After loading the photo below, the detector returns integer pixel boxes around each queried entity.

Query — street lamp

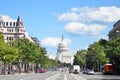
[116,30,120,33]
[3,56,6,75]
[19,57,22,74]
[116,30,120,37]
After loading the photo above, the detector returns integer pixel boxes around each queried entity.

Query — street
[0,71,120,80]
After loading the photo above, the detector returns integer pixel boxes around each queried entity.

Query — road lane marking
[45,73,59,80]
[71,74,79,80]
[70,74,86,80]
[64,73,67,80]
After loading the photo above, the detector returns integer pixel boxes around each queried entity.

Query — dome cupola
[57,35,69,52]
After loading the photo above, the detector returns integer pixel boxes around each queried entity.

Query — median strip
[64,73,67,80]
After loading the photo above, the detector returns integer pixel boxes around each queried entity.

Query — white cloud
[58,12,80,22]
[58,6,120,23]
[48,53,56,60]
[64,22,107,36]
[96,35,108,40]
[41,37,72,48]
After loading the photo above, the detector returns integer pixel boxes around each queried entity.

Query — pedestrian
[12,65,16,75]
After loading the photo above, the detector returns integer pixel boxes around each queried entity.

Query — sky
[0,0,120,59]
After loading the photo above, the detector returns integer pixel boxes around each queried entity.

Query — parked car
[39,68,46,73]
[86,69,95,75]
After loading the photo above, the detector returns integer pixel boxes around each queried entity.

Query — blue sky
[0,0,120,59]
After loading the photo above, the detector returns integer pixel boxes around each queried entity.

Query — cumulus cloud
[58,6,120,23]
[41,37,72,48]
[64,22,107,35]
[48,53,56,59]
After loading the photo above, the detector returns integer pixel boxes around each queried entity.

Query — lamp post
[19,57,22,75]
[3,56,6,75]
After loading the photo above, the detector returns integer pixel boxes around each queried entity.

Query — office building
[0,14,33,42]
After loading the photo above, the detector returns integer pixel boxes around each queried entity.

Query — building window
[7,37,9,40]
[6,37,14,41]
[9,37,13,41]
[12,29,13,32]
[7,29,14,32]
[13,22,16,26]
[10,22,12,26]
[17,29,19,32]
[6,22,8,26]
[7,29,10,32]
[24,35,25,37]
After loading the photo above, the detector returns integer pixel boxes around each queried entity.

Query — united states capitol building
[55,36,74,65]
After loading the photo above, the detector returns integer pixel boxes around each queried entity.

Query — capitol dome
[57,40,68,52]
[55,35,74,65]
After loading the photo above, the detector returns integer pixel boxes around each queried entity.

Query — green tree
[0,33,18,63]
[106,37,120,63]
[105,37,120,74]
[73,49,87,69]
[86,42,108,71]
[12,38,43,72]
[39,47,47,67]
[0,33,7,60]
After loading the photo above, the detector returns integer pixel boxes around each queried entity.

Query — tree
[98,39,108,48]
[86,42,108,71]
[73,49,87,69]
[39,47,48,67]
[0,32,7,60]
[0,33,57,73]
[12,38,43,72]
[106,37,120,60]
[106,37,120,74]
[0,33,18,62]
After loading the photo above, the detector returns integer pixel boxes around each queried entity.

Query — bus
[101,64,115,75]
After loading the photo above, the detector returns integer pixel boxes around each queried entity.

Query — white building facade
[55,36,74,65]
[0,14,33,42]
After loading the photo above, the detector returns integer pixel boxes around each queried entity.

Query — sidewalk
[0,72,35,76]
[15,72,36,75]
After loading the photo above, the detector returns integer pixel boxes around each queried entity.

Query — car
[86,69,95,75]
[83,69,89,74]
[69,69,73,73]
[39,68,46,73]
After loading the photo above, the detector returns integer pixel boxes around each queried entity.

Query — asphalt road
[0,71,120,80]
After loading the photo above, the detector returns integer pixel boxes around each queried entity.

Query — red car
[39,68,46,73]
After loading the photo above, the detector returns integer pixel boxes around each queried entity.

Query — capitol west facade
[55,36,74,65]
